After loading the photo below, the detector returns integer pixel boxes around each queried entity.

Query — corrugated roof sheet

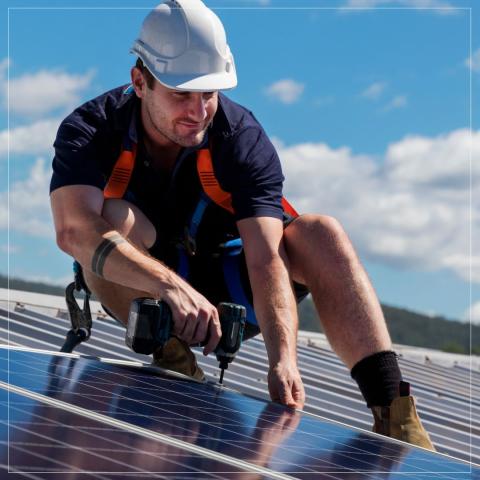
[0,289,478,465]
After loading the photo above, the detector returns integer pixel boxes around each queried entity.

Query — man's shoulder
[214,93,263,138]
[57,85,135,140]
[73,85,133,116]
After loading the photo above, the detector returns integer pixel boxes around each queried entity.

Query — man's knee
[82,268,150,326]
[285,214,350,252]
[102,198,156,251]
[284,214,355,283]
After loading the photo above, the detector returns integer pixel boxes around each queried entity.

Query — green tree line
[1,274,477,355]
[298,297,479,355]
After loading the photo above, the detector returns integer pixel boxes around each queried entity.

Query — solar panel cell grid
[0,348,475,479]
[1,391,254,479]
[2,301,480,465]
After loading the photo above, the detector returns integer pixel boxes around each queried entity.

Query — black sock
[350,351,402,408]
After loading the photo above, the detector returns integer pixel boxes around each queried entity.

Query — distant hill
[0,274,65,296]
[1,273,477,355]
[299,297,479,355]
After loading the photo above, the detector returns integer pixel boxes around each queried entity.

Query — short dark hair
[135,58,156,90]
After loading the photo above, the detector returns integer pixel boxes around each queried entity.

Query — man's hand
[162,275,222,356]
[267,362,305,409]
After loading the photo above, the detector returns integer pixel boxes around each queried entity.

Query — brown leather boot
[152,337,205,381]
[371,382,435,451]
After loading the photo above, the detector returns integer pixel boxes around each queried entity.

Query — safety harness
[62,134,298,351]
[105,140,297,322]
[61,262,92,353]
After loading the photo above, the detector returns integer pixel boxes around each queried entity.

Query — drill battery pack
[125,298,172,355]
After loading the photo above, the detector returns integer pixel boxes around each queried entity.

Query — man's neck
[142,134,181,173]
[139,101,181,172]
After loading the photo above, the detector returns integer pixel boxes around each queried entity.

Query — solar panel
[1,298,479,464]
[0,347,475,479]
[1,392,258,478]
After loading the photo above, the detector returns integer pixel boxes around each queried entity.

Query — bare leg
[283,214,391,369]
[82,199,157,325]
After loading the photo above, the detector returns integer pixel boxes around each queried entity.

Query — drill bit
[219,367,225,384]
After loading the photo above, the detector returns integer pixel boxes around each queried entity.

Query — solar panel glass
[1,348,476,479]
[0,386,265,478]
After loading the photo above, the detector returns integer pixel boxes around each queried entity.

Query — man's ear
[130,67,146,99]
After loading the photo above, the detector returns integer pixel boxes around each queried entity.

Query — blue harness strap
[180,194,258,326]
[184,192,211,256]
[177,192,212,280]
[176,250,190,280]
[220,237,243,255]
[222,243,257,325]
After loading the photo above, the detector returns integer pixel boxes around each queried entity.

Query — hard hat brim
[133,49,237,92]
[153,70,238,92]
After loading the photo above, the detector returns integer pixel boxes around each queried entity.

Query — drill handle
[214,302,246,358]
[193,302,246,350]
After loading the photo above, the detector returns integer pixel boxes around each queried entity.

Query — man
[50,0,434,450]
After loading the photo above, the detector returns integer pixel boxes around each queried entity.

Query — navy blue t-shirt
[50,86,285,259]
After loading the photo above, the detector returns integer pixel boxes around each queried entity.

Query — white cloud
[0,119,59,158]
[0,158,54,238]
[0,61,92,158]
[361,82,387,100]
[0,61,94,118]
[465,48,480,72]
[278,128,480,284]
[342,0,456,14]
[265,79,305,104]
[465,302,480,325]
[383,94,408,111]
[384,129,477,186]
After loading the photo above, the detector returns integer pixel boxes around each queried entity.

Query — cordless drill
[125,299,246,383]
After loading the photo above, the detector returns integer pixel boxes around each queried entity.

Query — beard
[146,103,212,148]
[170,124,209,147]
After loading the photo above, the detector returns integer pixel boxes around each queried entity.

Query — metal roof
[0,288,478,467]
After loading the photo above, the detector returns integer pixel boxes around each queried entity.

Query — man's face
[134,68,218,148]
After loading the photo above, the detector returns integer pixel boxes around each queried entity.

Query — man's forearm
[63,216,173,299]
[248,252,299,366]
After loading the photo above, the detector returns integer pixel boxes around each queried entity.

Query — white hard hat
[131,0,237,91]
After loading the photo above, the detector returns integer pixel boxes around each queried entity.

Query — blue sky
[1,0,479,325]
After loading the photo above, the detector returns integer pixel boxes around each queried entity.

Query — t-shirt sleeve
[219,126,285,221]
[50,114,107,193]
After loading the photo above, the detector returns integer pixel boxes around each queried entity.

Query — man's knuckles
[192,325,208,344]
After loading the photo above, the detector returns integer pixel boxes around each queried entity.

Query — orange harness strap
[197,149,299,218]
[103,145,136,199]
[196,149,235,214]
[104,145,298,218]
[281,197,299,218]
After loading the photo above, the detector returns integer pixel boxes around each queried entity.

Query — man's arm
[50,184,221,354]
[237,216,305,408]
